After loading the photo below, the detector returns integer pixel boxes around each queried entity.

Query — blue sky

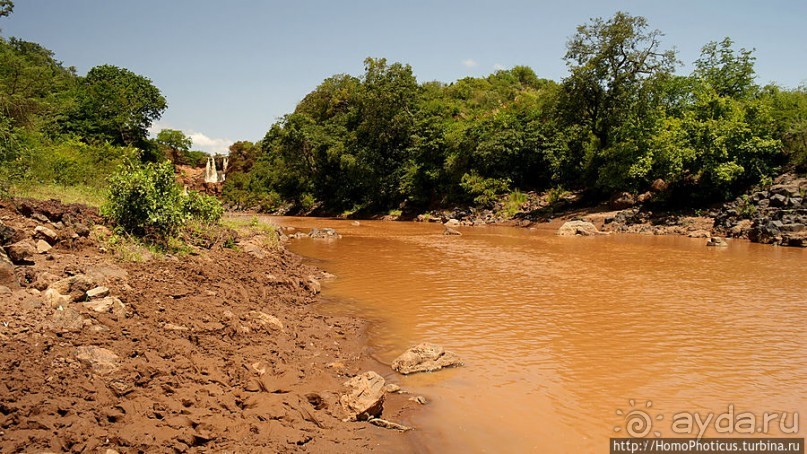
[4,1,806,153]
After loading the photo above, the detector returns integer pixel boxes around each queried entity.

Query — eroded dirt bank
[0,199,413,453]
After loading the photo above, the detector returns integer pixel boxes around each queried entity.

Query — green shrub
[459,171,511,207]
[102,161,224,241]
[184,190,224,223]
[102,161,187,238]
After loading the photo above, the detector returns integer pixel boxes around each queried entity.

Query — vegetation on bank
[221,13,807,214]
[1,3,806,224]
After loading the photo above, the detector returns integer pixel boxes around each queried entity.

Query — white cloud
[462,59,478,68]
[188,131,233,155]
[493,63,506,71]
[148,122,233,155]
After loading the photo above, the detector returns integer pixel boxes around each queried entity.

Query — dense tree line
[226,12,807,213]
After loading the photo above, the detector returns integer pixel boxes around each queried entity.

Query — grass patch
[10,183,106,207]
[222,215,280,249]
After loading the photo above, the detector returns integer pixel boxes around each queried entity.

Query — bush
[102,161,223,240]
[184,190,223,223]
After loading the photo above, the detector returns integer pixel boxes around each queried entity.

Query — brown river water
[265,216,806,453]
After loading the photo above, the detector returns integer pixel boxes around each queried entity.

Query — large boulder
[48,274,97,302]
[391,343,463,375]
[340,371,385,421]
[557,220,602,236]
[5,239,37,264]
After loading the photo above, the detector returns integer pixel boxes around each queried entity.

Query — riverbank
[0,198,416,452]
[399,173,807,247]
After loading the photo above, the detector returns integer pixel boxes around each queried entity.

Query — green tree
[694,37,756,99]
[0,1,12,19]
[155,128,191,164]
[561,12,677,151]
[68,65,166,147]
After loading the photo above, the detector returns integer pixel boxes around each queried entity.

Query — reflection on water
[263,216,806,453]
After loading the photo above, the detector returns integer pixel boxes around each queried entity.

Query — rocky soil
[0,198,415,453]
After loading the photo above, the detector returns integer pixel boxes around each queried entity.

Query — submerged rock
[392,343,463,375]
[443,227,462,236]
[706,237,728,247]
[340,371,385,421]
[557,220,602,236]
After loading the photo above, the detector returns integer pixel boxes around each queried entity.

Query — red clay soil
[0,199,414,453]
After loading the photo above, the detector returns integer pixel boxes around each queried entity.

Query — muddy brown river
[267,216,806,453]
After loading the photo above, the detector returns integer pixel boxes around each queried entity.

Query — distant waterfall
[204,156,227,183]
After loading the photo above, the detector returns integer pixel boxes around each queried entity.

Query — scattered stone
[86,286,110,299]
[51,307,85,332]
[351,221,361,226]
[608,192,636,210]
[706,237,728,247]
[392,343,463,375]
[163,323,189,332]
[383,383,402,394]
[557,221,602,236]
[44,288,71,308]
[75,346,120,374]
[368,417,412,432]
[309,228,340,239]
[6,239,37,263]
[0,248,18,288]
[35,239,52,254]
[34,225,59,243]
[48,274,96,302]
[78,297,125,317]
[0,222,18,245]
[250,311,284,331]
[409,395,428,405]
[444,218,460,227]
[307,276,322,294]
[443,227,462,236]
[340,371,385,421]
[769,194,787,208]
[241,242,265,259]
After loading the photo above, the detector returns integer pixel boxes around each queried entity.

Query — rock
[769,194,787,208]
[44,288,71,308]
[309,228,340,239]
[51,307,85,332]
[392,343,463,375]
[687,230,711,239]
[306,276,321,294]
[77,297,125,317]
[557,221,602,236]
[444,218,460,227]
[706,237,728,247]
[73,223,90,237]
[6,239,37,264]
[788,197,803,208]
[340,371,385,421]
[383,383,402,394]
[650,179,668,192]
[409,395,428,405]
[86,286,110,299]
[0,222,18,245]
[34,225,59,243]
[368,418,412,432]
[75,346,120,374]
[637,191,653,203]
[35,239,52,254]
[250,311,284,331]
[48,274,96,302]
[443,227,462,236]
[351,221,361,226]
[0,248,18,289]
[608,192,636,210]
[0,285,11,297]
[241,242,265,259]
